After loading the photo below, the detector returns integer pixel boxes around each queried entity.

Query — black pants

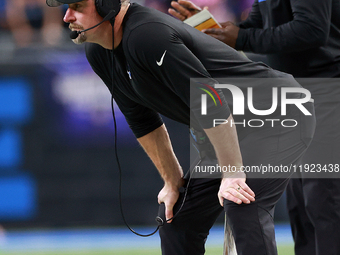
[286,80,340,255]
[287,178,340,255]
[159,102,316,255]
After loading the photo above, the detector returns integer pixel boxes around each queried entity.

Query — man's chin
[72,34,87,45]
[72,39,85,45]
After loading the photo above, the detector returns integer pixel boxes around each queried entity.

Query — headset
[95,0,121,18]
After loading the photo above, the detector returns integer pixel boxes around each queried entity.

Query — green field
[0,245,294,255]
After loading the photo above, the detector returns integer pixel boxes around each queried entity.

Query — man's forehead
[69,0,89,5]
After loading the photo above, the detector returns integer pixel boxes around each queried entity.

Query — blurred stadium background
[0,0,294,254]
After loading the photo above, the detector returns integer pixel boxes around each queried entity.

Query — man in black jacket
[46,0,315,254]
[170,1,340,254]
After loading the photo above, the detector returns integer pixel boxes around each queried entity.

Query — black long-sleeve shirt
[235,0,340,77]
[86,3,302,138]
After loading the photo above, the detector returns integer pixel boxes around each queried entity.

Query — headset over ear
[95,0,121,18]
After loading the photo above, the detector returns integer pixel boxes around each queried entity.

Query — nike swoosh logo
[156,50,167,66]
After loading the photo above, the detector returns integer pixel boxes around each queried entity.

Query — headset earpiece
[95,0,121,18]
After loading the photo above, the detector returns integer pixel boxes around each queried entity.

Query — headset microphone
[69,9,116,39]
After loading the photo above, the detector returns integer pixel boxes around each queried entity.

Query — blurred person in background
[5,0,64,47]
[170,1,340,255]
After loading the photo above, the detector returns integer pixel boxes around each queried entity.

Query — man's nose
[63,8,76,23]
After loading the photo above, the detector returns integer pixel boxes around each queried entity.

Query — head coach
[46,0,315,254]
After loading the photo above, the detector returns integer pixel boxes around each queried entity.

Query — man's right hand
[168,0,202,21]
[158,180,184,223]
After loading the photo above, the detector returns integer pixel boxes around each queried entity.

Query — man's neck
[100,3,130,50]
